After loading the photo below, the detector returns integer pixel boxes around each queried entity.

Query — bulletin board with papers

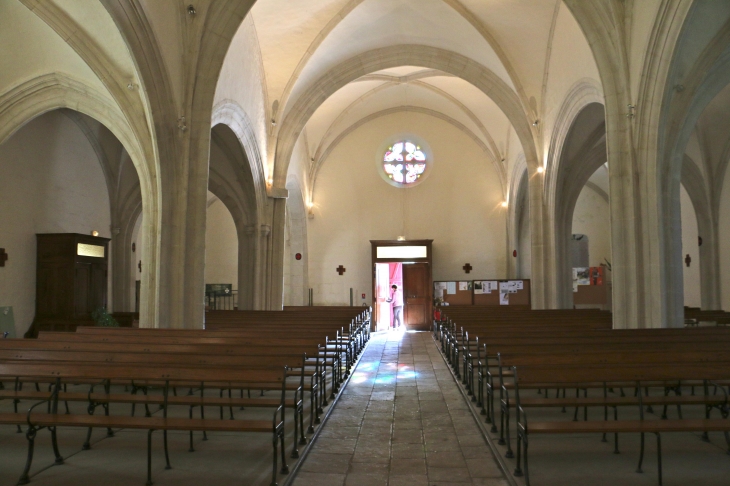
[433,281,473,305]
[433,280,530,306]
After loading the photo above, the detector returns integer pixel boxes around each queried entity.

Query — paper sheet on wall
[499,291,509,305]
[499,282,509,291]
[488,281,498,291]
[459,281,468,291]
[473,282,483,295]
[515,280,524,290]
[434,289,444,299]
[435,282,447,290]
[507,281,518,293]
[446,282,457,294]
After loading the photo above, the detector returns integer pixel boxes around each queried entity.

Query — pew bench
[508,365,730,486]
[0,362,290,486]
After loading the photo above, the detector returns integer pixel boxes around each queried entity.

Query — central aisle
[292,331,510,485]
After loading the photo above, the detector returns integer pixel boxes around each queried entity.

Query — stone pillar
[259,224,271,309]
[111,226,132,312]
[527,174,554,309]
[698,217,722,310]
[268,198,287,310]
[238,224,257,310]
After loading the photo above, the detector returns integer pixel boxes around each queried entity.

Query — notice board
[473,279,531,306]
[434,281,473,305]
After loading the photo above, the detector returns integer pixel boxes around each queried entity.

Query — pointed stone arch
[0,73,158,326]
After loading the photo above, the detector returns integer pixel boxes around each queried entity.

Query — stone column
[698,216,722,310]
[259,224,271,309]
[268,198,287,310]
[110,226,132,312]
[238,224,257,310]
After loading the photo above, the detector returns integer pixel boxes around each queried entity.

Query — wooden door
[403,263,429,330]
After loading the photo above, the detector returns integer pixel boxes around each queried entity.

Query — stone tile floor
[292,330,510,486]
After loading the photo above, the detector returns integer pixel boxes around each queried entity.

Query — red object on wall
[588,267,604,285]
[513,250,517,257]
[362,293,366,299]
[295,253,302,260]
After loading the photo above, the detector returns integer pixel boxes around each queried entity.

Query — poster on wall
[589,267,604,285]
[446,282,457,294]
[499,291,509,305]
[573,268,590,286]
[474,281,483,294]
[515,280,524,290]
[499,282,509,291]
[458,281,469,291]
[488,281,498,292]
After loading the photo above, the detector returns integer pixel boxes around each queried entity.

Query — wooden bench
[6,336,328,434]
[0,361,290,486]
[509,364,730,486]
[0,346,311,453]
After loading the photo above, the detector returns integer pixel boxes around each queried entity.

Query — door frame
[370,240,433,330]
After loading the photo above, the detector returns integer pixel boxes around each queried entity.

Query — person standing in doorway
[387,284,403,329]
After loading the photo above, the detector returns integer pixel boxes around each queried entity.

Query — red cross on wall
[336,265,346,276]
[0,248,7,267]
[462,263,472,274]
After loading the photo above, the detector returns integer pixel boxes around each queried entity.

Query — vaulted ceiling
[245,0,592,193]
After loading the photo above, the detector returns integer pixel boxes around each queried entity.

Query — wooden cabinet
[27,234,110,337]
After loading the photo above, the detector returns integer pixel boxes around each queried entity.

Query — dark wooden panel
[75,263,91,318]
[404,263,429,330]
[30,234,110,337]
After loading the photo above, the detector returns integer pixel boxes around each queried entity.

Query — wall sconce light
[91,231,99,237]
[267,178,273,186]
[537,166,544,173]
[501,201,508,208]
[187,5,196,16]
[397,236,406,241]
[532,120,539,127]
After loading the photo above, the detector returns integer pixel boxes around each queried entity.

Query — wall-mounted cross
[0,248,7,267]
[462,263,472,274]
[336,265,346,276]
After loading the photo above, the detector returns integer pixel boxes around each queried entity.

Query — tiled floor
[292,330,510,486]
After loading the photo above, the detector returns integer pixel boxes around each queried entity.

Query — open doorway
[371,240,433,332]
[375,263,403,330]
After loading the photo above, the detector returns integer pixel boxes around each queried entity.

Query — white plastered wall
[572,186,611,268]
[307,112,506,305]
[204,200,239,287]
[680,186,701,308]
[0,112,111,335]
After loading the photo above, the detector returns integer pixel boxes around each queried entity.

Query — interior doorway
[371,240,433,332]
[375,263,402,331]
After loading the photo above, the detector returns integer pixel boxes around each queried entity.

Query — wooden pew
[0,361,290,486]
[508,363,730,486]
